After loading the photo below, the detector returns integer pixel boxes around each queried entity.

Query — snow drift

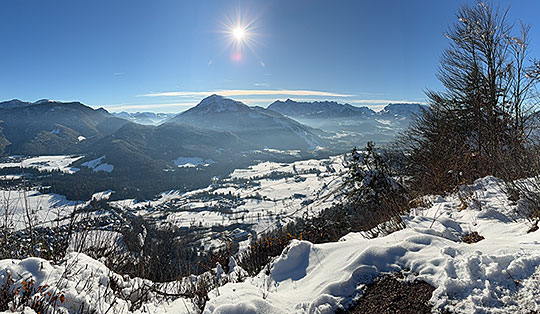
[205,177,540,313]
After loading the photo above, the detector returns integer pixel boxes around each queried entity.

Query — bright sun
[220,11,261,63]
[233,27,245,41]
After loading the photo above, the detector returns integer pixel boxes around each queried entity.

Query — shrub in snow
[342,142,409,238]
[504,176,540,228]
[397,1,540,196]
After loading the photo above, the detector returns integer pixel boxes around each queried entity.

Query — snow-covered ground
[173,156,216,168]
[205,176,540,313]
[1,172,539,313]
[0,253,196,314]
[82,155,114,172]
[0,189,81,230]
[116,156,346,239]
[0,189,114,230]
[0,155,83,174]
[251,148,302,157]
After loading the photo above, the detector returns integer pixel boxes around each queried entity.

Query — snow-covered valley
[0,154,539,313]
[1,172,538,313]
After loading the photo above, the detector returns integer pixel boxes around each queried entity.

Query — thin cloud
[253,82,270,87]
[348,99,427,105]
[104,96,425,113]
[139,89,356,98]
[104,102,197,112]
[236,97,426,107]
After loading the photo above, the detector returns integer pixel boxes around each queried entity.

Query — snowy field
[115,156,347,242]
[0,155,83,174]
[0,189,115,230]
[173,156,215,168]
[0,189,82,230]
[81,155,114,172]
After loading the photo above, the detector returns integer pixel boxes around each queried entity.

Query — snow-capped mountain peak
[194,94,248,114]
[35,99,54,104]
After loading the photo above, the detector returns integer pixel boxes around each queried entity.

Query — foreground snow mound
[0,253,195,314]
[205,177,540,313]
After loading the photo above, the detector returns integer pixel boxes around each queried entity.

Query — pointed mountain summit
[167,95,326,150]
[192,94,248,113]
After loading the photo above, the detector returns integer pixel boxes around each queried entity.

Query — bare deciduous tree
[400,1,540,195]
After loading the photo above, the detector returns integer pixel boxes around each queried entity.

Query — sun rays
[219,8,261,63]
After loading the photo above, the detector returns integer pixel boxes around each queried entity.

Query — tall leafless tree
[399,1,539,195]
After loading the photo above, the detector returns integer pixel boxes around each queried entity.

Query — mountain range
[267,99,424,119]
[0,95,424,199]
[166,94,326,151]
[267,99,375,118]
[267,99,425,145]
[111,111,175,125]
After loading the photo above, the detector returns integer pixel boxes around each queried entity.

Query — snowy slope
[173,156,215,168]
[81,155,114,172]
[1,175,539,313]
[0,155,83,174]
[0,253,196,314]
[204,177,540,313]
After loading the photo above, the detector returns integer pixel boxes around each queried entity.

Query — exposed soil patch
[341,275,435,314]
[462,231,485,244]
[528,224,538,234]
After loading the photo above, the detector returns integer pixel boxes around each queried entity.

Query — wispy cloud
[105,91,425,113]
[253,82,270,87]
[235,97,426,107]
[104,102,197,112]
[139,89,355,98]
[348,99,427,105]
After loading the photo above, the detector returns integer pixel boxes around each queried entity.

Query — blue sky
[1,0,539,112]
